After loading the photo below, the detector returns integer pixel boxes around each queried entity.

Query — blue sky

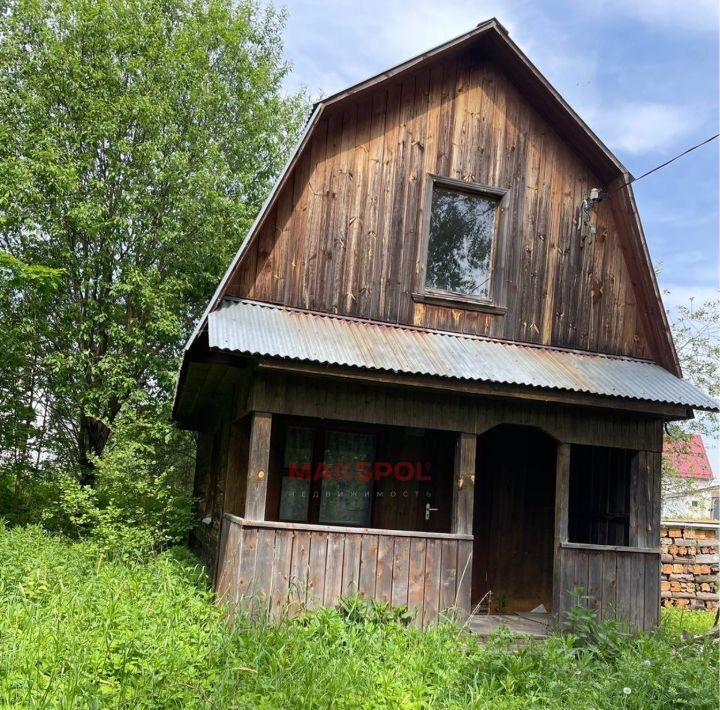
[278,0,719,471]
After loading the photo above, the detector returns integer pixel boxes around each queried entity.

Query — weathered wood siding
[227,52,651,360]
[217,514,473,626]
[250,371,666,452]
[556,544,660,632]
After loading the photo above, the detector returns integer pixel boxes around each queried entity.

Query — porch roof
[209,299,719,413]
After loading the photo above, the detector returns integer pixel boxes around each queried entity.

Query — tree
[0,253,62,497]
[662,296,720,505]
[0,0,307,485]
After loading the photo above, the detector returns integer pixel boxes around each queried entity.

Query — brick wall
[660,522,719,610]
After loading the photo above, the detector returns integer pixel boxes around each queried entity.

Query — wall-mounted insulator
[580,188,606,246]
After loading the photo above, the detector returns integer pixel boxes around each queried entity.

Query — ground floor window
[266,416,454,532]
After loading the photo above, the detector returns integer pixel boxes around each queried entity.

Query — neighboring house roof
[179,17,680,380]
[207,298,718,412]
[664,435,714,480]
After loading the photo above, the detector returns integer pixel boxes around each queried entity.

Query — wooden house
[173,19,718,631]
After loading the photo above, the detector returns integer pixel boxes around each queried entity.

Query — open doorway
[472,425,557,612]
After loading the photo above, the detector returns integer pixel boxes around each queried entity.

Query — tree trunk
[78,413,111,486]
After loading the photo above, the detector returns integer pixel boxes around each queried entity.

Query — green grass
[0,525,718,709]
[660,606,717,637]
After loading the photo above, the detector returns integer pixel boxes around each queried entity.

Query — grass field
[0,525,717,709]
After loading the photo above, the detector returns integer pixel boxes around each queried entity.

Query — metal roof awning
[208,299,719,412]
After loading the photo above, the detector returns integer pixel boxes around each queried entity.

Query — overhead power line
[611,132,719,193]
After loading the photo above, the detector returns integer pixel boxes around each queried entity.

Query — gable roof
[664,435,715,480]
[180,17,680,379]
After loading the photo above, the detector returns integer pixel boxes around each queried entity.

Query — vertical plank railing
[217,514,473,627]
[556,543,661,632]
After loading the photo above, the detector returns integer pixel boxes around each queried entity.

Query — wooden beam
[255,359,692,419]
[452,432,476,535]
[245,412,272,520]
[552,442,571,615]
[223,513,473,541]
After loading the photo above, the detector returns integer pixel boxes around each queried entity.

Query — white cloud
[587,102,703,155]
[658,283,720,312]
[593,0,719,34]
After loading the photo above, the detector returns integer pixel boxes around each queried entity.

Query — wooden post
[452,432,476,536]
[552,442,571,618]
[629,450,661,549]
[245,412,272,521]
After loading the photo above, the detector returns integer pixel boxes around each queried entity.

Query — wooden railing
[217,513,473,627]
[555,542,660,632]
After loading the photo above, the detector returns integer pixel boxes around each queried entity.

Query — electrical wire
[610,132,719,194]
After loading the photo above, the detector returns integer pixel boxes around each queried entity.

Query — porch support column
[245,411,272,521]
[552,442,571,618]
[452,432,476,535]
[629,451,661,548]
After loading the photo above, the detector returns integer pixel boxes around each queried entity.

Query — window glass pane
[279,477,310,521]
[284,426,313,468]
[426,186,497,298]
[319,431,375,526]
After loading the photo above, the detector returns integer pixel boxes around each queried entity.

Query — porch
[206,374,664,630]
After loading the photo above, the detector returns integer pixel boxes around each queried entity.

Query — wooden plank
[552,442,571,617]
[375,535,395,604]
[407,538,427,627]
[601,550,618,622]
[648,451,662,548]
[560,541,660,555]
[615,552,633,626]
[358,535,379,599]
[391,537,411,608]
[216,517,242,610]
[439,539,458,617]
[237,526,259,605]
[223,513,472,540]
[629,451,647,547]
[451,432,476,535]
[307,532,329,610]
[341,534,362,597]
[423,538,442,626]
[558,547,575,621]
[643,553,660,631]
[289,530,311,613]
[269,529,293,619]
[574,549,590,607]
[245,412,272,520]
[587,550,604,615]
[324,533,345,606]
[455,540,473,621]
[253,369,671,450]
[253,528,275,617]
[629,552,645,632]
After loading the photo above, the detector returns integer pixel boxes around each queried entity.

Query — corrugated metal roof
[208,299,719,412]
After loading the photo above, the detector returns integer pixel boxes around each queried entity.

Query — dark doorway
[472,425,557,612]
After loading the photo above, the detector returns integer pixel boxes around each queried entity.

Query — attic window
[424,179,504,301]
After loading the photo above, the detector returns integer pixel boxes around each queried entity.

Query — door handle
[425,503,438,521]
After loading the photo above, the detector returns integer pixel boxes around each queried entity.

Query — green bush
[1,524,718,708]
[1,399,196,560]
